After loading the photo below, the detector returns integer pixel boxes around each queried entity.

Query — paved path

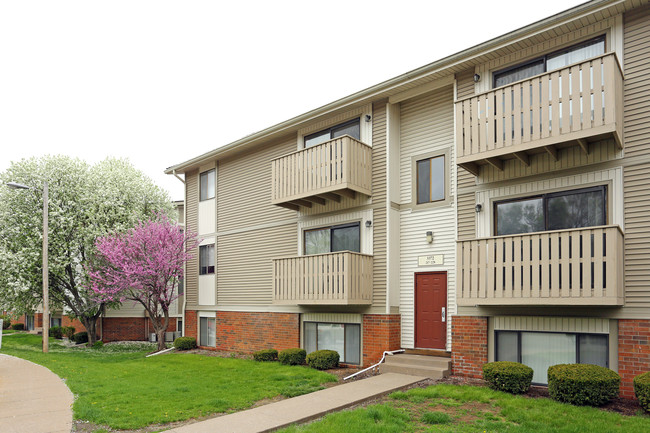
[167,372,425,433]
[0,354,73,433]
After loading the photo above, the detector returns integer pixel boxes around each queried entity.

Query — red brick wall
[185,310,198,340]
[215,311,299,352]
[61,316,87,333]
[362,314,401,366]
[101,317,176,342]
[35,313,43,328]
[452,316,488,379]
[618,319,650,399]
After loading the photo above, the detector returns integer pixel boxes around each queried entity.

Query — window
[50,317,62,328]
[493,36,605,87]
[496,331,608,384]
[495,186,607,236]
[304,322,361,364]
[304,223,360,255]
[200,169,215,201]
[199,244,215,275]
[26,315,34,331]
[177,319,183,335]
[177,276,184,295]
[416,154,446,204]
[199,317,216,347]
[304,118,361,148]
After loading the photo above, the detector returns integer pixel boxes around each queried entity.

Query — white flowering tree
[0,156,173,344]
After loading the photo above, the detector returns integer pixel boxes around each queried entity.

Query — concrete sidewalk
[167,372,425,433]
[0,354,73,433]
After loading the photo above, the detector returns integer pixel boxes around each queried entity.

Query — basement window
[199,317,216,347]
[304,322,360,365]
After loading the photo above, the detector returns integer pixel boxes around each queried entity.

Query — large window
[199,317,216,347]
[495,186,607,236]
[416,154,446,204]
[199,244,215,275]
[304,322,361,365]
[496,331,608,384]
[304,118,361,148]
[200,169,215,201]
[493,36,605,87]
[304,223,360,255]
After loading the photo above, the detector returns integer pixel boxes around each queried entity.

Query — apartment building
[166,0,650,397]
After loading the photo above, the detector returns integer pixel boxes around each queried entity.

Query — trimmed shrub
[11,323,24,331]
[634,372,650,413]
[278,348,306,366]
[92,341,104,349]
[306,350,339,370]
[72,331,89,344]
[548,364,620,406]
[62,326,75,339]
[253,349,278,362]
[173,336,197,350]
[1,315,10,329]
[482,361,533,394]
[49,326,63,339]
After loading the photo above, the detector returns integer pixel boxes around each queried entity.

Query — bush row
[49,326,76,340]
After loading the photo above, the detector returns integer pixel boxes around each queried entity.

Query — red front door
[415,272,447,349]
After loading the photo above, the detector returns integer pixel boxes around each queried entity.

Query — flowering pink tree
[88,215,200,351]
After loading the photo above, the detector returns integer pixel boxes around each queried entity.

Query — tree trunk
[81,316,98,346]
[152,312,170,352]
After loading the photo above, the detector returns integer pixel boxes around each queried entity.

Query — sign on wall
[418,254,444,266]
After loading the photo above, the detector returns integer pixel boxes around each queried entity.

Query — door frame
[414,271,448,350]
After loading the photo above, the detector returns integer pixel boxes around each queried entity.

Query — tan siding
[218,134,297,232]
[372,102,387,307]
[623,5,650,309]
[456,69,477,241]
[494,316,610,333]
[457,192,476,241]
[217,223,296,306]
[185,170,199,309]
[455,69,475,100]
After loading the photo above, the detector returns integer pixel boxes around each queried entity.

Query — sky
[0,0,586,201]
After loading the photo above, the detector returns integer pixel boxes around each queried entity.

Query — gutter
[165,0,622,173]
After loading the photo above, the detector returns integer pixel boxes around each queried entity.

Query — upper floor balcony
[455,53,623,176]
[456,225,624,306]
[271,136,372,210]
[272,251,373,305]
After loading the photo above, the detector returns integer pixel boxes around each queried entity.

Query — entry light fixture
[475,203,483,213]
[426,231,433,244]
[365,220,372,228]
[365,114,372,122]
[473,73,481,83]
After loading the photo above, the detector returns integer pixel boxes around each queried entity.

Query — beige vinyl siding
[217,223,296,306]
[217,134,297,232]
[185,170,199,309]
[398,86,456,350]
[493,316,610,333]
[371,101,388,308]
[455,69,477,241]
[623,6,650,309]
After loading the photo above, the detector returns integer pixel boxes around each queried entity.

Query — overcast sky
[0,0,586,201]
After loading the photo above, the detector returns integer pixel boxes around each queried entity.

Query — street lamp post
[7,181,49,353]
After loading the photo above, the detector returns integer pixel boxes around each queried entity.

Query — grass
[279,384,650,433]
[1,334,337,430]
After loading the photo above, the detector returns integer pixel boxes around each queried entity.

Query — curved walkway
[0,354,73,433]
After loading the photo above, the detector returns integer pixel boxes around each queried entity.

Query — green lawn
[1,334,336,430]
[279,384,650,433]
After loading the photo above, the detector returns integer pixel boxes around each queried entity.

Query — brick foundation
[61,316,87,333]
[362,314,401,366]
[184,310,198,340]
[215,311,299,353]
[618,319,650,399]
[101,317,176,342]
[451,316,488,379]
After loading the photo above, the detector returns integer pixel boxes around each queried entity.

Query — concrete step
[380,362,450,379]
[384,354,451,369]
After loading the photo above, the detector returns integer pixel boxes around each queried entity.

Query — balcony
[271,136,372,210]
[455,53,623,175]
[456,225,624,306]
[272,251,373,305]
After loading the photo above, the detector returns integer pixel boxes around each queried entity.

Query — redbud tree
[88,215,199,351]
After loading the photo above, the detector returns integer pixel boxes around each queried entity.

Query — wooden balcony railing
[455,53,623,175]
[456,225,624,306]
[271,136,372,210]
[272,251,373,305]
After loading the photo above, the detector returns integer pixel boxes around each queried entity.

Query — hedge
[173,337,197,350]
[278,348,306,366]
[482,361,533,394]
[62,326,75,339]
[253,349,278,362]
[548,364,620,406]
[306,350,339,370]
[634,372,650,413]
[11,323,24,331]
[49,326,64,339]
[72,332,89,344]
